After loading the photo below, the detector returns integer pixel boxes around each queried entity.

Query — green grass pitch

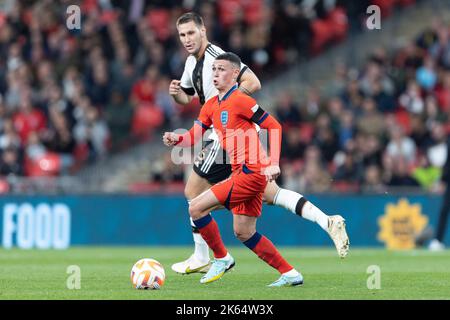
[1,247,449,300]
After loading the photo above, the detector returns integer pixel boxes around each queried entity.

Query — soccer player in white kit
[168,12,349,274]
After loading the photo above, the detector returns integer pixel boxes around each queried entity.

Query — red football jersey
[195,84,281,173]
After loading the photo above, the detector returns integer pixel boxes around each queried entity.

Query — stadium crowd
[0,0,435,195]
[275,20,450,193]
[0,0,380,180]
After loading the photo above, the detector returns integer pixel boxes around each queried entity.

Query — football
[130,258,165,290]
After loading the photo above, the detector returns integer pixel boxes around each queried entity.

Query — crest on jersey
[220,111,228,126]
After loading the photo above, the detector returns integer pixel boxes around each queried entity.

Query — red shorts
[211,165,267,217]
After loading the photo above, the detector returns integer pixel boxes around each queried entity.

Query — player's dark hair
[215,52,241,69]
[176,12,204,27]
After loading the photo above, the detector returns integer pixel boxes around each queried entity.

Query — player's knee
[263,183,279,205]
[189,199,204,220]
[233,227,254,242]
[188,200,201,219]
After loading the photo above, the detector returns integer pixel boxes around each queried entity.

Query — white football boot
[200,255,235,284]
[327,215,350,258]
[171,254,210,274]
[428,239,445,251]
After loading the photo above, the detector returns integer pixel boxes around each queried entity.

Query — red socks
[243,232,293,274]
[192,214,227,259]
[193,215,294,274]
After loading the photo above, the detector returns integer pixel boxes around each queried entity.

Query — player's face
[212,60,239,91]
[177,21,205,56]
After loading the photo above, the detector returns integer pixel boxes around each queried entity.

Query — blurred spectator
[426,121,448,168]
[73,106,110,161]
[281,127,307,160]
[333,151,363,183]
[411,153,442,190]
[416,56,437,91]
[0,118,21,150]
[337,109,355,149]
[386,126,417,165]
[386,156,420,187]
[361,164,386,193]
[298,160,332,193]
[0,147,23,176]
[105,91,133,150]
[399,80,425,114]
[296,145,331,193]
[150,152,184,183]
[313,122,339,163]
[356,97,385,139]
[12,92,46,144]
[275,92,302,126]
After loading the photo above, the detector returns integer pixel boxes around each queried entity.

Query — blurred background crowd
[0,0,448,194]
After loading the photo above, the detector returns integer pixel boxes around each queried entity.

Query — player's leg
[264,181,350,258]
[233,214,303,287]
[172,140,231,274]
[429,184,450,251]
[171,169,212,274]
[189,187,235,284]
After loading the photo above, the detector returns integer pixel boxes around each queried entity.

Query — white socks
[189,217,210,262]
[216,252,232,261]
[187,198,210,263]
[273,188,301,213]
[274,188,329,232]
[302,202,329,231]
[283,268,301,277]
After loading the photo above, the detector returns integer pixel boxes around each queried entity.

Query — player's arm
[163,102,212,147]
[169,79,194,105]
[239,96,282,182]
[251,106,282,168]
[238,67,261,96]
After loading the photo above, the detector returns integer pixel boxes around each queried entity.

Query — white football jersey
[180,43,248,105]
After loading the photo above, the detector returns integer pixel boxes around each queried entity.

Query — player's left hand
[163,132,180,146]
[264,165,280,182]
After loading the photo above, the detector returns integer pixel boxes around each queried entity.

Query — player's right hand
[169,80,181,96]
[163,132,180,146]
[264,165,281,182]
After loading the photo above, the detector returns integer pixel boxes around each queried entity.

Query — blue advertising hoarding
[0,194,447,249]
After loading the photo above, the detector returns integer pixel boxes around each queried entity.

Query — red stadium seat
[327,7,349,42]
[394,109,411,134]
[244,0,264,26]
[128,182,184,194]
[129,182,162,193]
[217,0,242,29]
[310,19,334,55]
[332,181,359,193]
[0,179,10,194]
[25,153,61,177]
[146,9,171,41]
[372,0,396,18]
[299,123,315,143]
[0,13,6,28]
[131,103,164,140]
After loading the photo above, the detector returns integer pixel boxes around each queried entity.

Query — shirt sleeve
[237,63,249,84]
[237,94,282,165]
[197,101,212,129]
[176,102,212,147]
[180,59,196,96]
[237,94,261,121]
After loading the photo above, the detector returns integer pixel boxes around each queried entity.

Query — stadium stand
[0,0,448,195]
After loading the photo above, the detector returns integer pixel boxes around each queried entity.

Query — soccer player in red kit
[163,52,303,286]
